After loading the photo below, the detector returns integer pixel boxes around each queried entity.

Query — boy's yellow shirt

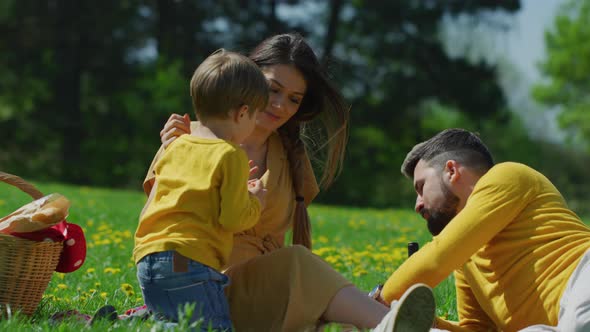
[133,135,261,271]
[143,127,322,269]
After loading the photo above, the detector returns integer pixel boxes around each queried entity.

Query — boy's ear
[233,105,249,122]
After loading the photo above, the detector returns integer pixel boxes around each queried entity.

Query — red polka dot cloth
[9,220,87,273]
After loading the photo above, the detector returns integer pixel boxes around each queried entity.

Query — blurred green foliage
[2,0,590,214]
[533,0,590,150]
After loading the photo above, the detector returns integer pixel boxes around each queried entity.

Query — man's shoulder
[490,162,538,176]
[483,162,543,188]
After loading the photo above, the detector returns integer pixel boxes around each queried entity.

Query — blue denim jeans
[136,251,232,331]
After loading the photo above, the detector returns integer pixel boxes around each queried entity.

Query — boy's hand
[160,113,191,148]
[248,179,267,209]
[248,160,259,178]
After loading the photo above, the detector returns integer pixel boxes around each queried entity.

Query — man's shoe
[372,283,435,332]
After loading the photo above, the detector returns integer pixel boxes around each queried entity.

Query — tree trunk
[54,0,83,183]
[156,0,175,59]
[322,0,343,64]
[268,0,279,34]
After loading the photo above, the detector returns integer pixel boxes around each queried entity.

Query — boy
[133,49,268,331]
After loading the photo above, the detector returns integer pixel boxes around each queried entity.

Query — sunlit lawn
[0,181,457,331]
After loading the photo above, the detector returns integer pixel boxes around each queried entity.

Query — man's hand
[369,284,390,307]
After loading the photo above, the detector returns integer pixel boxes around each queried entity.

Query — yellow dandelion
[98,224,110,231]
[324,255,339,265]
[312,247,334,256]
[121,283,133,291]
[104,267,121,274]
[86,267,96,274]
[57,284,68,290]
[100,292,108,299]
[347,220,359,230]
[353,268,368,277]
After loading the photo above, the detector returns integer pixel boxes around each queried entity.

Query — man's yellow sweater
[382,162,590,331]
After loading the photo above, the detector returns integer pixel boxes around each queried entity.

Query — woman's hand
[160,113,191,148]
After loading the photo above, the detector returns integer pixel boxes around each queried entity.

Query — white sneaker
[372,283,435,332]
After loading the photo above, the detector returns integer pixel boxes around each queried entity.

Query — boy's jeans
[137,250,232,331]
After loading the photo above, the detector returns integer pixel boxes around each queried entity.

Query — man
[377,128,590,331]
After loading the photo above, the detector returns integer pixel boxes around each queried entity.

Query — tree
[533,0,590,149]
[317,0,520,206]
[0,0,524,208]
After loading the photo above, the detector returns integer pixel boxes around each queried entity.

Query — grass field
[0,181,458,331]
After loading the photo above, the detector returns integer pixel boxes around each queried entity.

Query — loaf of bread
[0,193,70,234]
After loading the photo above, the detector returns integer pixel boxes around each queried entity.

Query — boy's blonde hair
[190,49,269,120]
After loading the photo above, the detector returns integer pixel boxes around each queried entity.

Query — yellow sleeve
[381,163,536,302]
[143,122,200,196]
[143,144,165,196]
[218,150,261,232]
[434,318,474,332]
[454,268,496,331]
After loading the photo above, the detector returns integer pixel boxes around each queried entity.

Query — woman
[146,33,432,331]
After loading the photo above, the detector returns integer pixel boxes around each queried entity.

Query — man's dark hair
[401,128,495,178]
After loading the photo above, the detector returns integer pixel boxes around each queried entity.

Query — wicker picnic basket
[0,172,63,316]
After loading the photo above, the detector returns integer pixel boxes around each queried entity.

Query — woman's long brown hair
[249,33,349,249]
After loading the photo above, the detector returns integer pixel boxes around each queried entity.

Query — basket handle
[0,171,44,200]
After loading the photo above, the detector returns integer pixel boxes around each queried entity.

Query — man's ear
[445,160,460,183]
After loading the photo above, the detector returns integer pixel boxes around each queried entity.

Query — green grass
[0,181,457,330]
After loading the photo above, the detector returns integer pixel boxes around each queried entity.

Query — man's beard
[424,181,460,236]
